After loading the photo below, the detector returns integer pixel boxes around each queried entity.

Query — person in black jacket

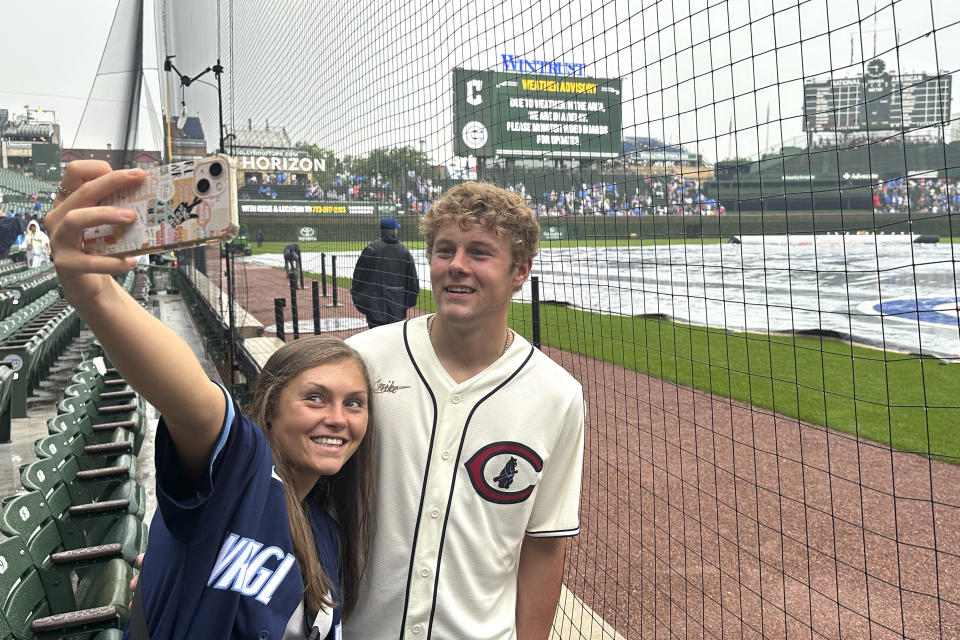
[283,242,301,276]
[351,216,419,328]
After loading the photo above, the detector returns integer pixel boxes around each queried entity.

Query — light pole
[163,54,237,390]
[163,55,226,153]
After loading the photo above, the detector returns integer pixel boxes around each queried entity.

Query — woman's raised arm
[48,162,225,482]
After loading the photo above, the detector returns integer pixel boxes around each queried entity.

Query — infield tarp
[246,234,960,359]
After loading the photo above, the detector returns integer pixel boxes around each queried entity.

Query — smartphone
[83,154,239,257]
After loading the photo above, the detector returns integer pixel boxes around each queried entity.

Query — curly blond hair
[419,182,540,266]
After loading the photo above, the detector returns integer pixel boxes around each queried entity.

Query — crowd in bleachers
[809,135,944,150]
[242,171,448,214]
[510,175,725,216]
[872,177,960,214]
[243,170,729,216]
[238,166,960,217]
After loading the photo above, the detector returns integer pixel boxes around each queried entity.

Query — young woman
[47,161,375,639]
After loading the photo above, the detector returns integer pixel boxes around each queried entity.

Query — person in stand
[284,242,302,278]
[21,219,50,267]
[350,216,419,328]
[345,182,584,640]
[46,160,377,639]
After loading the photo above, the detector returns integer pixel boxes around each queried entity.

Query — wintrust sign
[500,54,586,77]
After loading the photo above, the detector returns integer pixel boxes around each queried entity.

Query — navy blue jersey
[125,386,342,639]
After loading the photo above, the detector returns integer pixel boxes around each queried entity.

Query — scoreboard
[453,68,622,159]
[803,59,952,133]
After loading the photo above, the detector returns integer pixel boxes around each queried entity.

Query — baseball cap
[380,216,401,230]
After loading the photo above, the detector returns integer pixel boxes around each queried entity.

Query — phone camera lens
[209,162,223,177]
[197,179,211,194]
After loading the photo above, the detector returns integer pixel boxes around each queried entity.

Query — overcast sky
[1,1,120,147]
[3,0,958,164]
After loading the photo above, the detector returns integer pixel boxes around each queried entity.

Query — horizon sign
[238,155,325,173]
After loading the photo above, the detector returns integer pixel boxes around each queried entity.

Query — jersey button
[451,393,462,403]
[420,567,431,577]
[411,624,423,634]
[430,507,440,518]
[441,450,451,460]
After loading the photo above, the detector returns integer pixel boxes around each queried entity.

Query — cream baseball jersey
[346,316,584,639]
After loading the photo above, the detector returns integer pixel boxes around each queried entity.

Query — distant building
[231,120,291,153]
[1,119,62,175]
[229,120,321,187]
[61,147,161,170]
[167,116,208,163]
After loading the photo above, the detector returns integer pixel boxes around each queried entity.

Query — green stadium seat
[18,457,147,563]
[0,533,131,640]
[34,428,138,481]
[20,455,146,524]
[55,397,145,455]
[47,411,143,458]
[0,364,13,443]
[0,489,142,577]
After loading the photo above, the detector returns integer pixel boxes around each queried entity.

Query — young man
[346,182,584,640]
[350,216,420,328]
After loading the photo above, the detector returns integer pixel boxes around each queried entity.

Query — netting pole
[312,280,321,335]
[274,298,285,342]
[289,274,300,339]
[531,275,541,350]
[298,253,304,290]
[327,256,342,307]
[321,253,328,297]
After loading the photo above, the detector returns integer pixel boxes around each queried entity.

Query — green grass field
[508,306,960,461]
[290,266,959,463]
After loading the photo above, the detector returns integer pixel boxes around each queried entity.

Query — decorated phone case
[83,154,239,257]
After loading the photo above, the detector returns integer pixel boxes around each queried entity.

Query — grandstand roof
[623,136,683,154]
[1,122,59,144]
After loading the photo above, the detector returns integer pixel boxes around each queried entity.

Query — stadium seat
[47,411,143,458]
[0,364,14,443]
[34,428,138,481]
[55,396,145,455]
[0,489,142,579]
[0,533,131,640]
[0,294,83,418]
[20,455,146,524]
[17,458,147,564]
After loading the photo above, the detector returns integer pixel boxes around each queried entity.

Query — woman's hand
[48,163,146,302]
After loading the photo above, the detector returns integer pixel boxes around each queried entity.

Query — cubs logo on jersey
[464,441,543,504]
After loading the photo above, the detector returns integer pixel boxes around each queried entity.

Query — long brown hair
[250,335,376,619]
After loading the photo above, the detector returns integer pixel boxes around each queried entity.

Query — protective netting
[158,0,960,637]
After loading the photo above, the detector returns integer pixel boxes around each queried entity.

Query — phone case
[83,155,239,257]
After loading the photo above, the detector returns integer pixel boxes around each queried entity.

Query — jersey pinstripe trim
[424,345,536,640]
[525,525,581,537]
[398,319,439,640]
